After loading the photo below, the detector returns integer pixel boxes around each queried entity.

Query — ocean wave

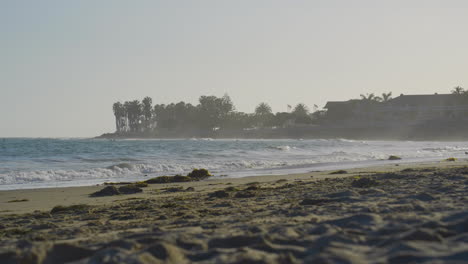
[422,146,468,152]
[3,138,468,189]
[0,154,376,186]
[79,157,140,163]
[267,145,293,151]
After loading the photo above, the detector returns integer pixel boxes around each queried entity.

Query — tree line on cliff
[112,94,317,134]
[112,86,466,135]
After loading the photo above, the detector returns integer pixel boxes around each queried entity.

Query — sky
[1,0,468,137]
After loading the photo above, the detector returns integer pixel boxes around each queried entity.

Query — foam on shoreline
[1,160,468,263]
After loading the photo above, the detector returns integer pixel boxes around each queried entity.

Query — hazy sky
[1,0,467,137]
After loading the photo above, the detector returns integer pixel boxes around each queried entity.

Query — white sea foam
[1,138,468,190]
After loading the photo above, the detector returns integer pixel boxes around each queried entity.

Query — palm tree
[360,93,382,102]
[452,86,465,95]
[112,102,124,132]
[381,92,393,102]
[125,100,142,132]
[255,102,272,116]
[292,103,309,116]
[254,103,273,127]
[142,96,153,131]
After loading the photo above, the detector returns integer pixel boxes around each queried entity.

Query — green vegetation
[110,94,318,136]
[105,86,468,139]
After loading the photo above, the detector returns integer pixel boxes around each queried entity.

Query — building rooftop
[325,93,468,109]
[387,94,466,106]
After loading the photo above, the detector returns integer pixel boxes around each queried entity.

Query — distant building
[324,94,468,124]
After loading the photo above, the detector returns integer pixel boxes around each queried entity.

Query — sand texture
[1,162,468,263]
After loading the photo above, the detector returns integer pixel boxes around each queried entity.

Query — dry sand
[1,160,468,263]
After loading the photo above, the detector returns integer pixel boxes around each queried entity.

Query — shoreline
[1,160,468,263]
[0,157,445,192]
[0,159,464,215]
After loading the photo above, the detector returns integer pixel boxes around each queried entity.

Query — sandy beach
[1,160,468,263]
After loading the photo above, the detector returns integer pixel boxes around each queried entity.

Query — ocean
[1,138,467,190]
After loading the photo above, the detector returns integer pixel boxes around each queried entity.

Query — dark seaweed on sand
[145,169,212,184]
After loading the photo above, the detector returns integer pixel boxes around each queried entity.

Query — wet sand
[1,160,468,263]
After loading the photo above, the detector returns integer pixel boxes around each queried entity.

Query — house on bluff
[324,93,468,125]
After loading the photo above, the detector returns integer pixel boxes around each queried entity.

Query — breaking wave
[2,138,468,189]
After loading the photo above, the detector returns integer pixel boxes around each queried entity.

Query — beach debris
[91,183,145,197]
[351,177,378,188]
[90,186,120,197]
[329,170,348,175]
[388,155,402,160]
[234,190,256,198]
[161,202,178,208]
[209,190,230,198]
[145,169,212,184]
[118,184,143,194]
[187,168,212,180]
[104,181,148,187]
[224,186,240,192]
[445,157,457,162]
[134,182,149,188]
[327,190,360,199]
[245,185,260,191]
[7,199,29,203]
[104,181,132,185]
[145,175,190,184]
[50,204,92,214]
[6,163,468,264]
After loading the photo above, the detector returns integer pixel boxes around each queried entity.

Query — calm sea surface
[1,138,467,190]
